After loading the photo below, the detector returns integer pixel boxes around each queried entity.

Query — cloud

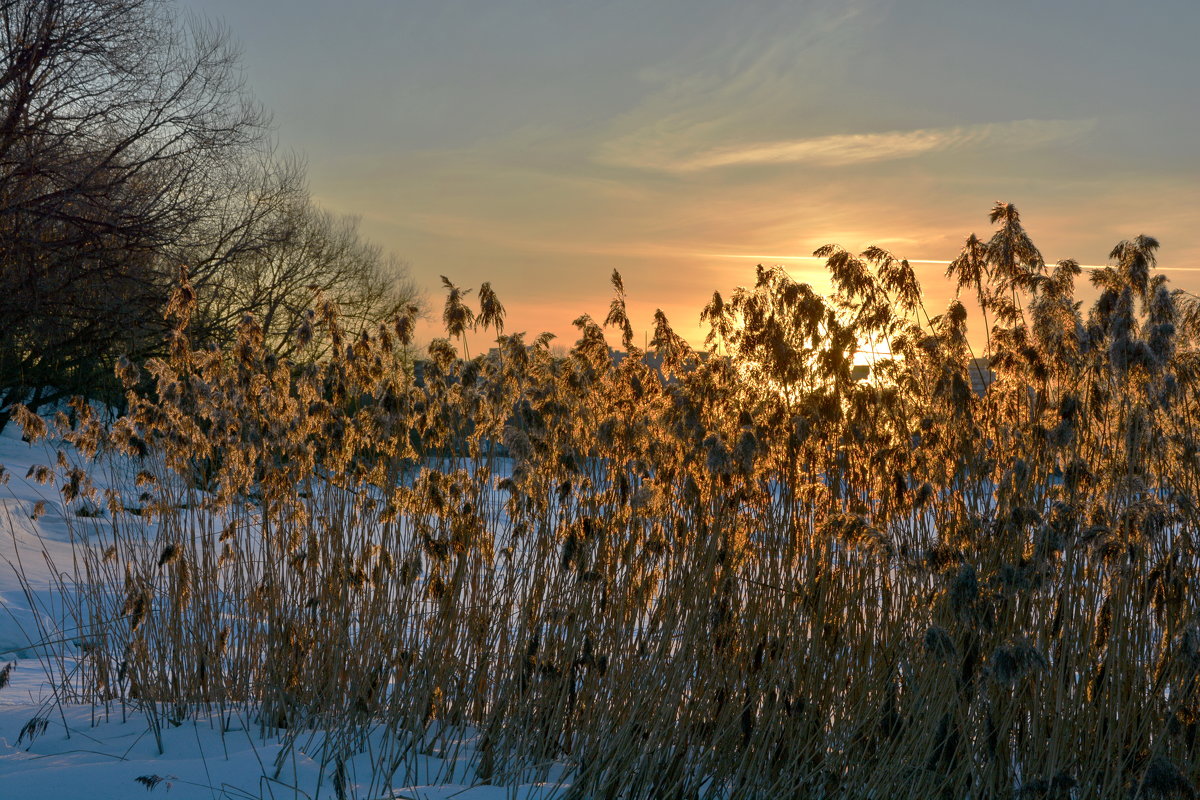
[590,3,879,170]
[603,118,1095,172]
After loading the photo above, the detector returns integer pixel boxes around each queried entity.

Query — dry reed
[9,203,1200,799]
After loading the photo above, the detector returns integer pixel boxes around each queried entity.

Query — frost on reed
[12,203,1200,798]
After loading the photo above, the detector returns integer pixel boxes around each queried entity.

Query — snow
[0,693,564,799]
[0,423,569,799]
[0,424,86,662]
[0,698,566,799]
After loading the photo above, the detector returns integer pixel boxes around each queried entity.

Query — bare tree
[0,0,421,427]
[0,0,270,423]
[197,199,422,359]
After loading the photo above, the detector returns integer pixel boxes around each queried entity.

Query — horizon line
[701,254,1200,272]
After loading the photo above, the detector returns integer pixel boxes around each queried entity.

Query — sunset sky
[189,0,1200,351]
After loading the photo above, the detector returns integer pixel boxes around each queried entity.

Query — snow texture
[0,424,565,799]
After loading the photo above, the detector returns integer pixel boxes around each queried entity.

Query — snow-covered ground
[0,423,568,799]
[0,424,85,661]
[0,692,564,799]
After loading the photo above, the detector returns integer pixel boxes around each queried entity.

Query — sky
[187,0,1200,352]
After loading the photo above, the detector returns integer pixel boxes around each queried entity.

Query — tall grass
[12,203,1200,798]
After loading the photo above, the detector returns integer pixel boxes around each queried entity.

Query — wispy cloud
[603,119,1095,173]
[592,2,880,172]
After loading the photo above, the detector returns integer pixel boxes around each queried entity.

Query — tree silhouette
[0,0,420,428]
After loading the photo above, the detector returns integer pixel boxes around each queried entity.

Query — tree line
[0,0,420,429]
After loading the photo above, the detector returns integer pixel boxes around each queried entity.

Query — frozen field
[0,425,569,799]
